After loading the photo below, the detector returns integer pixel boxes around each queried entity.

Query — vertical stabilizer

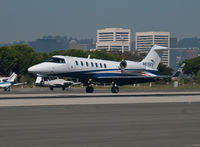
[35,74,43,85]
[8,73,17,82]
[173,63,185,77]
[141,45,168,69]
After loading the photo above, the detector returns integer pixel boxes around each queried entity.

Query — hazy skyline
[0,0,200,43]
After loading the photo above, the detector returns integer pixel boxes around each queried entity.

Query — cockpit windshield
[46,57,66,63]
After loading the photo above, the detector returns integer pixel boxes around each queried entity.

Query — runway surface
[0,87,200,94]
[0,87,200,107]
[1,103,200,147]
[0,88,200,147]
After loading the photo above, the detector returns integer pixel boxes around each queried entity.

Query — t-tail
[7,73,17,82]
[141,45,168,70]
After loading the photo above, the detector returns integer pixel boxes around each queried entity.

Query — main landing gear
[49,87,54,91]
[86,79,94,93]
[85,79,119,93]
[62,86,65,91]
[86,86,94,93]
[111,83,119,93]
[4,87,10,92]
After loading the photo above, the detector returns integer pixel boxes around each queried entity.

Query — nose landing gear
[111,83,119,93]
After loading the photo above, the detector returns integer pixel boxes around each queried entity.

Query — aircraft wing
[64,81,81,87]
[49,81,78,87]
[12,82,27,86]
[72,82,81,85]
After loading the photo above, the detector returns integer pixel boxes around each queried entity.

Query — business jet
[35,75,80,91]
[0,73,26,91]
[28,45,178,93]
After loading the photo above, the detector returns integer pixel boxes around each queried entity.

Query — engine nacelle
[120,60,127,69]
[119,60,146,72]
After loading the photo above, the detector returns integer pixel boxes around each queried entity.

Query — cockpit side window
[46,57,66,63]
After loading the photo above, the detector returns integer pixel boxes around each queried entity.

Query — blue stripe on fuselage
[51,68,159,79]
[0,82,10,85]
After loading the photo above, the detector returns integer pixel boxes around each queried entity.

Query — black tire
[62,86,65,91]
[111,86,119,93]
[86,86,94,93]
[90,87,94,93]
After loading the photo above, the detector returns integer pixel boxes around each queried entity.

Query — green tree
[183,56,200,76]
[0,44,48,76]
[157,63,173,76]
[90,50,121,61]
[49,49,121,61]
[0,46,19,75]
[11,44,36,75]
[195,70,200,83]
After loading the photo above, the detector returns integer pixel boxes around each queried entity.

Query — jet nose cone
[28,66,37,73]
[28,64,43,73]
[28,63,52,74]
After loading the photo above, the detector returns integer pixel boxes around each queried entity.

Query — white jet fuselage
[28,45,168,92]
[28,55,158,85]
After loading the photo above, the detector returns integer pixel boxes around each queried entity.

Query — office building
[170,37,178,48]
[135,32,170,66]
[69,40,89,50]
[96,28,131,51]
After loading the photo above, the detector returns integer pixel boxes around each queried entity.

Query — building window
[104,64,107,68]
[95,63,98,68]
[81,61,84,66]
[75,61,78,66]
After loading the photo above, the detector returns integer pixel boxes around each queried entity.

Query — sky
[0,0,200,43]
